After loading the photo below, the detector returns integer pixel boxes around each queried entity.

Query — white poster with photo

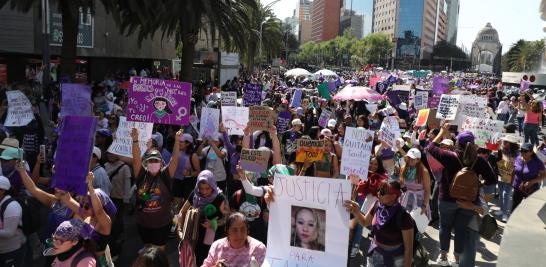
[340,127,374,180]
[221,106,249,136]
[379,116,400,150]
[413,91,429,110]
[200,107,220,139]
[4,90,34,126]
[221,91,237,106]
[453,95,488,127]
[107,116,153,158]
[436,94,460,120]
[264,175,351,267]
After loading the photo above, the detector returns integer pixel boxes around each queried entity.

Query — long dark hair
[371,156,386,175]
[132,247,169,267]
[152,97,173,114]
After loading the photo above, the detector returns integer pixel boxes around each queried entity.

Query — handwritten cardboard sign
[263,175,350,267]
[52,116,97,195]
[221,106,249,136]
[436,94,460,120]
[460,116,503,148]
[413,91,429,110]
[243,83,262,106]
[4,90,35,126]
[318,109,333,128]
[199,107,220,139]
[221,91,237,106]
[379,116,400,150]
[107,116,153,158]
[60,83,92,116]
[453,95,488,127]
[240,148,271,173]
[276,111,292,134]
[340,127,374,179]
[296,139,325,162]
[248,106,275,131]
[127,77,191,125]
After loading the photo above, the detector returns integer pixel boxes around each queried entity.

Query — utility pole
[41,0,51,87]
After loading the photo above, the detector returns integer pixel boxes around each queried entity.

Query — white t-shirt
[0,196,26,254]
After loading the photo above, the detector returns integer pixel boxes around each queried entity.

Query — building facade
[296,0,314,44]
[445,0,459,45]
[470,23,502,75]
[340,0,373,39]
[311,0,342,42]
[0,2,176,82]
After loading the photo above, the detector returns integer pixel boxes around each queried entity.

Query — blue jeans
[517,117,524,134]
[438,201,473,255]
[523,123,539,146]
[459,228,479,267]
[498,182,513,217]
[497,113,508,124]
[351,196,365,248]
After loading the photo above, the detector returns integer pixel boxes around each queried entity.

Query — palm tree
[115,0,257,83]
[0,0,116,81]
[502,39,544,72]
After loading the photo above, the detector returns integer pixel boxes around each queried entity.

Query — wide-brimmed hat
[501,134,519,144]
[0,138,19,150]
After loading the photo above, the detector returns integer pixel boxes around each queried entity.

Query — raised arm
[269,125,282,165]
[131,128,142,177]
[219,124,235,155]
[168,129,183,177]
[242,126,251,149]
[17,160,56,207]
[86,172,112,234]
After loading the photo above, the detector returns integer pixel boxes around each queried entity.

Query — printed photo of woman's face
[290,206,325,252]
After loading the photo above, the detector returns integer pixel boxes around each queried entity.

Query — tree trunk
[247,42,256,72]
[59,0,78,82]
[180,38,196,83]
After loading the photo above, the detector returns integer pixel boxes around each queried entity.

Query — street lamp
[259,20,267,66]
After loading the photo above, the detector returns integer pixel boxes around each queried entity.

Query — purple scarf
[372,202,402,231]
[192,170,221,209]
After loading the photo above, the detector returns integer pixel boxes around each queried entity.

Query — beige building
[470,23,502,75]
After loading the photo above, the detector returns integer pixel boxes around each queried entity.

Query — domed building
[470,23,502,75]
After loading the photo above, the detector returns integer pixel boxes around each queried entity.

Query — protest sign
[318,83,332,101]
[263,175,350,267]
[327,81,336,94]
[413,91,429,110]
[4,90,34,126]
[220,91,237,106]
[318,109,333,128]
[276,111,292,134]
[296,139,325,162]
[189,115,199,133]
[240,149,271,173]
[221,106,249,136]
[199,107,220,139]
[453,95,488,127]
[243,83,262,106]
[415,109,430,127]
[433,76,449,95]
[127,77,191,125]
[340,127,374,179]
[379,116,400,150]
[107,116,153,158]
[290,89,302,108]
[248,106,275,131]
[428,94,442,108]
[60,83,92,116]
[460,116,503,148]
[52,116,97,195]
[436,94,460,120]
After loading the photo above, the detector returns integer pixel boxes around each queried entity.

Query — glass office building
[341,0,373,38]
[396,0,424,58]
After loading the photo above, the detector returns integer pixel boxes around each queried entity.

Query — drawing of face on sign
[291,206,325,252]
[152,97,173,119]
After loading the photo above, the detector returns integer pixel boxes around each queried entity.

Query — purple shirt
[512,155,545,189]
[222,132,240,175]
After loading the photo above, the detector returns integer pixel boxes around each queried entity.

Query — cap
[291,119,303,126]
[320,128,333,138]
[53,219,86,242]
[456,131,475,147]
[398,103,408,111]
[403,131,412,139]
[0,175,10,190]
[143,149,163,163]
[440,139,454,146]
[521,143,534,151]
[180,133,194,143]
[0,138,19,149]
[92,146,102,159]
[0,147,22,160]
[501,134,519,144]
[327,119,337,128]
[407,148,422,159]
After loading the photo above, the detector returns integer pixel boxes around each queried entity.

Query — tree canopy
[502,39,544,72]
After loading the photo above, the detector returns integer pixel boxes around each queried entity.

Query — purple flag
[60,83,92,116]
[243,83,262,106]
[327,81,336,94]
[276,111,292,134]
[127,77,192,125]
[520,80,529,91]
[290,88,302,108]
[433,76,449,95]
[52,116,97,195]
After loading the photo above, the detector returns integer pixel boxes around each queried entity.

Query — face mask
[147,163,161,175]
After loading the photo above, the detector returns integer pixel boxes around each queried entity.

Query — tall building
[311,0,342,42]
[296,0,313,44]
[340,0,373,39]
[372,0,452,61]
[445,0,460,45]
[471,23,502,75]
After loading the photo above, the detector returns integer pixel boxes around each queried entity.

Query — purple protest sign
[127,77,191,125]
[433,76,449,95]
[60,83,92,116]
[290,88,302,108]
[428,94,442,108]
[243,83,262,106]
[52,116,97,195]
[327,81,336,94]
[276,111,292,134]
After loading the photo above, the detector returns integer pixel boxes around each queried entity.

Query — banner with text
[107,116,153,158]
[243,83,263,106]
[340,127,374,179]
[248,106,276,131]
[460,116,503,149]
[240,149,271,173]
[296,139,325,162]
[4,90,34,126]
[60,83,92,116]
[436,94,460,120]
[221,91,237,106]
[379,116,400,150]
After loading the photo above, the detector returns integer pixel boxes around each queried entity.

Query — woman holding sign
[399,148,431,218]
[130,127,182,250]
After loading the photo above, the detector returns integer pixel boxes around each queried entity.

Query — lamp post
[41,0,51,87]
[259,20,267,69]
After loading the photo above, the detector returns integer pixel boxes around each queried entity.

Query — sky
[263,0,545,51]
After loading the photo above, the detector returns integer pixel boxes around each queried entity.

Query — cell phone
[40,145,46,157]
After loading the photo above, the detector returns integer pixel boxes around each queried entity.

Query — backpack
[450,157,479,202]
[108,163,127,182]
[70,249,96,267]
[0,194,40,235]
